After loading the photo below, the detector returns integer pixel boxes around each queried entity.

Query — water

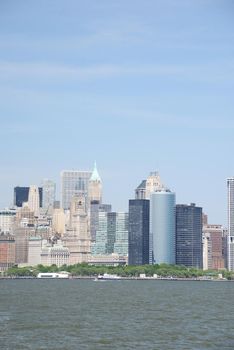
[0,279,233,349]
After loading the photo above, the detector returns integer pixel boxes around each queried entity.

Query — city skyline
[0,1,234,225]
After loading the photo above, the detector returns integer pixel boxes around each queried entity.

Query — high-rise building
[202,223,225,270]
[0,235,15,271]
[90,202,111,241]
[0,209,16,234]
[28,185,40,217]
[135,180,147,200]
[61,170,92,210]
[128,199,149,265]
[14,186,43,208]
[227,177,234,271]
[42,179,56,211]
[176,203,203,268]
[92,212,128,257]
[135,171,163,200]
[88,162,102,203]
[150,189,176,264]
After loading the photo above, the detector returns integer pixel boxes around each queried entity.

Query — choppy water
[0,279,233,350]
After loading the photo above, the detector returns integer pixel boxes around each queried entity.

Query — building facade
[128,199,149,265]
[150,189,176,264]
[0,235,15,271]
[14,186,43,208]
[176,203,203,268]
[227,177,234,271]
[61,170,92,210]
[42,179,56,211]
[0,209,16,234]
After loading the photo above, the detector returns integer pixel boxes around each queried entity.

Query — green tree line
[3,263,234,280]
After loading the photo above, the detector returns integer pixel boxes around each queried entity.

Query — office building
[203,223,225,270]
[227,177,234,271]
[61,170,92,210]
[135,172,163,200]
[14,186,43,208]
[176,203,203,268]
[0,235,15,271]
[92,212,128,257]
[42,179,56,211]
[28,185,40,217]
[150,188,176,264]
[0,209,16,234]
[90,202,111,241]
[88,162,102,203]
[128,199,149,265]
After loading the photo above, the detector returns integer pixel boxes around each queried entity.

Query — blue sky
[0,0,233,225]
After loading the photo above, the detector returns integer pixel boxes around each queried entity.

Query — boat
[96,273,121,280]
[37,272,69,279]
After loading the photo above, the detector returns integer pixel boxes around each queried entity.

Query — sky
[0,0,234,225]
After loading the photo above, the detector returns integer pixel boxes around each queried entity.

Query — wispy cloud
[0,60,233,84]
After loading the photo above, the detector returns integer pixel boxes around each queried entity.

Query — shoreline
[0,276,232,282]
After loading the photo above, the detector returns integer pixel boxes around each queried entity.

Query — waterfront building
[41,240,70,267]
[14,186,43,208]
[61,170,92,210]
[88,253,127,266]
[0,234,15,272]
[176,203,203,268]
[0,209,16,234]
[42,179,56,212]
[88,162,102,203]
[62,233,91,264]
[227,177,234,271]
[202,223,225,270]
[128,199,149,265]
[150,188,176,264]
[28,185,40,217]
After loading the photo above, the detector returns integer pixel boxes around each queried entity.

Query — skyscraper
[176,203,203,268]
[28,185,40,217]
[61,170,92,210]
[227,177,234,271]
[150,188,176,264]
[88,162,102,203]
[128,199,149,265]
[92,212,128,257]
[42,179,56,211]
[135,171,163,200]
[14,186,43,208]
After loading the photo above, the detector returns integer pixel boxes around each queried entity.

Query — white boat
[37,272,69,279]
[97,273,121,280]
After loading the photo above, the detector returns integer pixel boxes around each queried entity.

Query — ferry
[37,272,70,279]
[95,273,121,281]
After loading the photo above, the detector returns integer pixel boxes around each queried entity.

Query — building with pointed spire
[88,162,102,203]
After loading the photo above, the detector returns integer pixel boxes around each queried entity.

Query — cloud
[0,60,233,84]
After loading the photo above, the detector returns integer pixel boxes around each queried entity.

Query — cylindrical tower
[150,189,176,264]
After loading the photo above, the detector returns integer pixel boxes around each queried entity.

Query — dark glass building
[176,203,203,268]
[128,199,149,265]
[14,187,43,208]
[90,201,112,241]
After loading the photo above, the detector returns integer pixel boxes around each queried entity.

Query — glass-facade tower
[61,170,92,210]
[150,189,175,264]
[128,199,149,265]
[176,203,203,268]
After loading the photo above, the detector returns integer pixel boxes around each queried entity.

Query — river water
[0,279,233,349]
